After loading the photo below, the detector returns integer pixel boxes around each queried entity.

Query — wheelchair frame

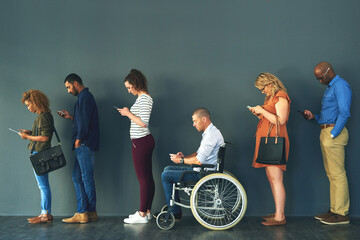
[156,143,247,230]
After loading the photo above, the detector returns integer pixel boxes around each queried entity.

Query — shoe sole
[124,220,148,224]
[62,220,89,224]
[314,216,325,220]
[320,220,350,225]
[28,221,52,224]
[129,215,152,220]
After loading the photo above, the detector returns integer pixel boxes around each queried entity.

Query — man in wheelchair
[160,107,224,219]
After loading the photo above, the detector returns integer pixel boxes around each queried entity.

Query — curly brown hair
[21,89,51,113]
[124,69,149,93]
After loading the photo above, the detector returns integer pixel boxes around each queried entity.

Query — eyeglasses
[317,67,330,81]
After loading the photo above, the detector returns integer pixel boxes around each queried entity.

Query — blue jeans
[161,166,200,214]
[32,151,52,214]
[72,144,96,213]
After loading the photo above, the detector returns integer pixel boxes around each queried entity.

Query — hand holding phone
[57,110,65,116]
[298,110,311,120]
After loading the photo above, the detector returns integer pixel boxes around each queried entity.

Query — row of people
[18,62,352,226]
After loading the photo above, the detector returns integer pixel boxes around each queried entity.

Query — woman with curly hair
[19,89,54,224]
[248,73,291,226]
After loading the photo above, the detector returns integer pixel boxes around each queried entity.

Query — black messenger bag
[30,126,66,175]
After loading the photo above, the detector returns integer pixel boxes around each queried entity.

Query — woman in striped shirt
[118,69,155,224]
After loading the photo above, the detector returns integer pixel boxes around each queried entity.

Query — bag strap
[30,124,61,154]
[265,116,281,144]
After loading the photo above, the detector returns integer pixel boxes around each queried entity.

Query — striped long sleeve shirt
[129,94,153,139]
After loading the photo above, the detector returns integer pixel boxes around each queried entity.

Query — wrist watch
[180,157,184,164]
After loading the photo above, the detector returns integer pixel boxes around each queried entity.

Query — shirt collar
[78,88,89,98]
[328,75,340,87]
[202,123,214,137]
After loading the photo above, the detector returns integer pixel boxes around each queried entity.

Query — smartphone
[298,110,310,119]
[113,106,120,109]
[297,110,307,116]
[57,110,65,116]
[9,128,20,134]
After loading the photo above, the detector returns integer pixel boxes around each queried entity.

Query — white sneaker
[124,212,148,224]
[129,211,152,220]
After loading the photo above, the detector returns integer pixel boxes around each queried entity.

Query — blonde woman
[248,73,291,226]
[19,90,54,224]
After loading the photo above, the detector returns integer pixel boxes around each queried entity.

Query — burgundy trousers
[131,134,155,212]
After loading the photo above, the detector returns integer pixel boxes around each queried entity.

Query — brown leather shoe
[314,210,332,220]
[320,213,349,225]
[87,211,98,222]
[262,213,275,221]
[28,214,53,224]
[62,213,89,224]
[261,218,286,226]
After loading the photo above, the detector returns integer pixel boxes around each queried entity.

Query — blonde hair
[255,73,287,101]
[21,89,50,113]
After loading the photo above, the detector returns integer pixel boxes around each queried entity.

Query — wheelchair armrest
[190,164,215,169]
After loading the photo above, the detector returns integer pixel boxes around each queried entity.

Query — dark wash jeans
[72,144,96,213]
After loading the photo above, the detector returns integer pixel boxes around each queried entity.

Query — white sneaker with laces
[129,211,152,220]
[124,211,148,224]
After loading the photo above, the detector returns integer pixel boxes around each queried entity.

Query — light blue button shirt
[196,123,224,168]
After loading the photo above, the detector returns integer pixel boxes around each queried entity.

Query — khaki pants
[320,127,349,216]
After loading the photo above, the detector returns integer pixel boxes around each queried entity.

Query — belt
[320,124,335,129]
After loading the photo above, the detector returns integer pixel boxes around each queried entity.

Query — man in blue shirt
[159,108,224,219]
[304,62,352,225]
[58,73,100,224]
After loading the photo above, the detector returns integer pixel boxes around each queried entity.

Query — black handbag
[256,117,286,165]
[30,126,66,175]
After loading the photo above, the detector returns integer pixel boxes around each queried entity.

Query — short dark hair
[64,73,83,85]
[124,69,148,93]
[193,107,211,120]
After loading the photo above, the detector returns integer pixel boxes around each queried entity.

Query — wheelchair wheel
[190,173,247,230]
[223,170,235,178]
[160,205,168,212]
[156,211,175,230]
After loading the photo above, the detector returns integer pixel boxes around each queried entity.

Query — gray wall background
[0,0,359,217]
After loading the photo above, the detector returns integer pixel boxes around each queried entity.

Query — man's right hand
[304,110,314,120]
[176,152,184,158]
[58,110,73,120]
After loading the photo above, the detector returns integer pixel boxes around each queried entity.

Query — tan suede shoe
[62,213,89,224]
[262,213,275,221]
[28,214,53,224]
[87,211,98,222]
[261,217,286,226]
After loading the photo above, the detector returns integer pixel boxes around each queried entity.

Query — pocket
[75,144,83,152]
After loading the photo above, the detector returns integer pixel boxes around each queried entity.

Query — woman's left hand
[118,107,130,117]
